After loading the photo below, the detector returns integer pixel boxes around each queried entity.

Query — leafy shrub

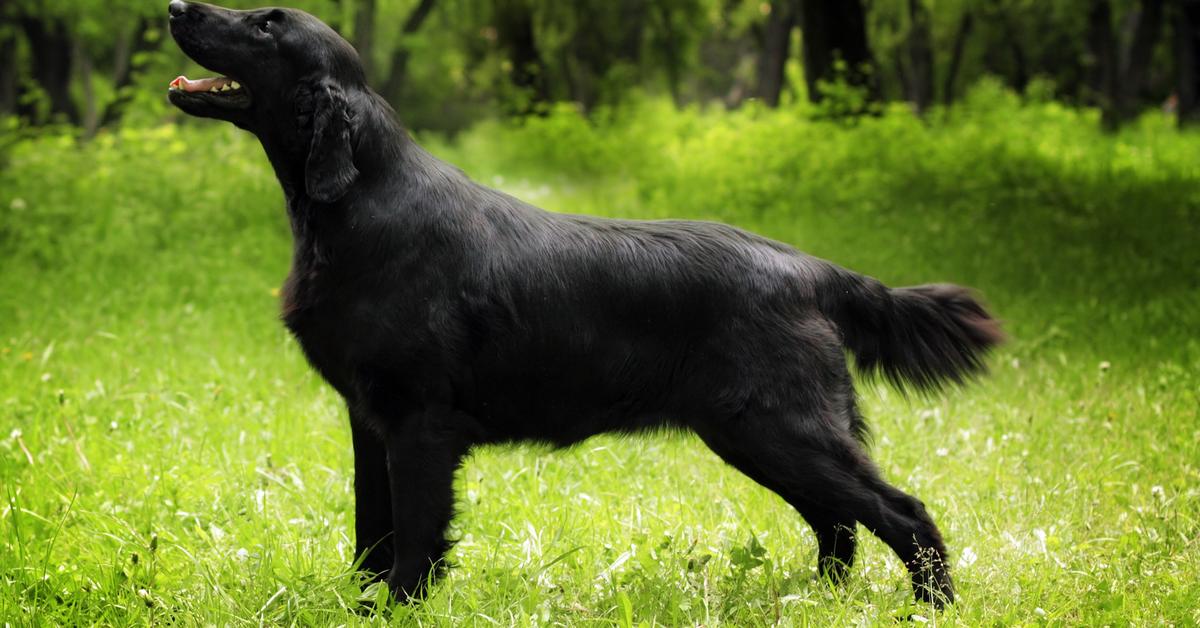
[3,83,1197,362]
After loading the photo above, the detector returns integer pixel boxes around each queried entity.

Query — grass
[1,92,1198,625]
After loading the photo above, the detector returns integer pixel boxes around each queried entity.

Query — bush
[3,83,1198,362]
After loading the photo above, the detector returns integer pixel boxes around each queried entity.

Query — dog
[167,0,1001,608]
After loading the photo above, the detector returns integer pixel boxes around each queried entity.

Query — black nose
[168,0,186,17]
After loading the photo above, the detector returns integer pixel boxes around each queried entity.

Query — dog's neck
[253,86,425,263]
[254,86,412,213]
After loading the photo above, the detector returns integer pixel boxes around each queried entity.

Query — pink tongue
[169,75,231,92]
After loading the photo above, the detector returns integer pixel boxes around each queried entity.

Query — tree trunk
[101,17,154,127]
[1122,0,1166,83]
[1087,0,1120,127]
[353,0,377,83]
[0,33,16,115]
[73,35,98,137]
[494,0,550,113]
[754,0,796,107]
[329,0,346,32]
[1179,0,1200,125]
[18,16,78,124]
[985,2,1029,95]
[798,0,879,109]
[620,0,649,64]
[1008,35,1029,94]
[906,0,934,114]
[942,10,973,106]
[892,48,910,103]
[380,0,437,105]
[1115,0,1164,118]
[651,1,684,107]
[1104,0,1161,125]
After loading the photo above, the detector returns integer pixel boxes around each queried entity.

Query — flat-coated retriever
[167,0,1001,609]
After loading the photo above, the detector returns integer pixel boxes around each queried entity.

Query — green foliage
[2,93,1198,624]
[4,0,1188,132]
[812,59,881,118]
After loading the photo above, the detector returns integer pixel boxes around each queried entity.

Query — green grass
[2,92,1198,625]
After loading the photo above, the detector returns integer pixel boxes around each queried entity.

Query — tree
[877,0,934,113]
[1086,0,1118,114]
[754,0,797,107]
[980,1,1029,95]
[797,0,879,110]
[1112,0,1165,124]
[352,0,378,82]
[0,0,1190,132]
[100,17,157,127]
[904,0,934,113]
[379,0,437,104]
[1179,0,1200,125]
[17,15,78,124]
[0,27,16,116]
[648,0,704,106]
[942,9,974,106]
[6,0,167,128]
[493,0,550,113]
[1088,0,1167,128]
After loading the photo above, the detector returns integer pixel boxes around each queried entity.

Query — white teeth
[230,81,240,90]
[209,86,219,92]
[220,84,231,91]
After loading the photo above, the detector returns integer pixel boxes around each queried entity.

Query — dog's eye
[257,21,271,34]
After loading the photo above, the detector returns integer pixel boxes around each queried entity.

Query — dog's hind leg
[805,512,859,584]
[693,412,954,607]
[381,407,477,603]
[693,423,859,583]
[851,463,955,607]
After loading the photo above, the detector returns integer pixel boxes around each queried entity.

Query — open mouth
[168,75,251,109]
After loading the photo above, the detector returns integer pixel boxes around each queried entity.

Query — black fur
[820,275,1003,394]
[167,1,1002,608]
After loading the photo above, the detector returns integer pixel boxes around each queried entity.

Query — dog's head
[167,0,362,202]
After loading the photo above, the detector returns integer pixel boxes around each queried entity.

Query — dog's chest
[278,260,448,400]
[278,268,347,385]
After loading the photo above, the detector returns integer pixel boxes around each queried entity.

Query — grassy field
[2,94,1198,625]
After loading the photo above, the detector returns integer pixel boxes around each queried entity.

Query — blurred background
[2,0,1199,132]
[1,2,1198,624]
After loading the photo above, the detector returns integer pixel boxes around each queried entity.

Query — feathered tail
[819,272,1004,393]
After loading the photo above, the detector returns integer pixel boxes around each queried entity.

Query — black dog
[167,0,1000,608]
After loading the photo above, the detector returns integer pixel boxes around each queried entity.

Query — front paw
[818,556,852,585]
[386,565,433,604]
[354,546,394,583]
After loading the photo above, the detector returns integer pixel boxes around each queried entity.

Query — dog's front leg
[383,408,473,603]
[350,409,394,581]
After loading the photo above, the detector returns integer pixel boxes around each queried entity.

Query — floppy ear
[305,81,359,203]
